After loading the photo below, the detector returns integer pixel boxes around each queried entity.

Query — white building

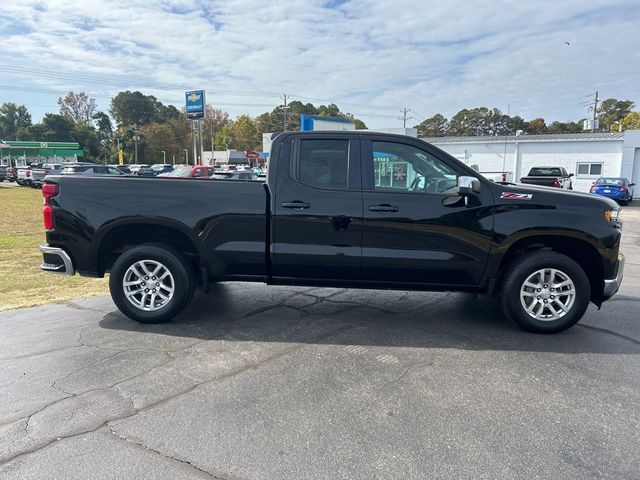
[422,130,640,192]
[201,150,247,166]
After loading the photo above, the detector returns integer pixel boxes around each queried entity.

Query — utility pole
[161,151,166,163]
[183,149,188,164]
[400,108,413,128]
[280,94,291,131]
[210,122,215,168]
[592,90,599,133]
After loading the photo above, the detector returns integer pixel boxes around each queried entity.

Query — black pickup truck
[520,166,573,189]
[39,131,624,333]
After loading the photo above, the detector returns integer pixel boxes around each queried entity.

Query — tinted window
[371,141,458,194]
[297,139,349,189]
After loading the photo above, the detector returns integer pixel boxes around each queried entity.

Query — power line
[279,94,290,130]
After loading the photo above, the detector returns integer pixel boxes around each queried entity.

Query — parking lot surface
[1,206,639,479]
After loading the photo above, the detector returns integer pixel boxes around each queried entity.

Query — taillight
[590,186,596,193]
[42,184,59,230]
[26,171,31,177]
[620,186,627,193]
[552,178,560,187]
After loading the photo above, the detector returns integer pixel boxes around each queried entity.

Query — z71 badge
[501,192,533,200]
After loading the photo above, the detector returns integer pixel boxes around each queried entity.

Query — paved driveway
[1,206,639,479]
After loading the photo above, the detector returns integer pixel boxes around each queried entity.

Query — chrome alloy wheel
[519,268,576,321]
[122,260,175,311]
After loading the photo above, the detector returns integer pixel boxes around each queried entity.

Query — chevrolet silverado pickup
[520,166,573,189]
[38,131,624,333]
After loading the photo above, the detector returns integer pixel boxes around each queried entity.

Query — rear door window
[295,138,349,190]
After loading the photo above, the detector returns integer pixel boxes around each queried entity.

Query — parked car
[31,163,63,188]
[39,131,625,334]
[108,164,132,174]
[151,164,174,176]
[129,164,150,175]
[165,165,215,178]
[520,167,573,189]
[136,165,156,177]
[590,177,635,205]
[16,164,42,186]
[211,170,260,181]
[0,165,6,182]
[60,165,126,176]
[6,166,17,182]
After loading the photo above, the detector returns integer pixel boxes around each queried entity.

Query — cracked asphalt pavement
[1,206,639,479]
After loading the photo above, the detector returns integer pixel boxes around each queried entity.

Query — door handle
[368,204,399,212]
[281,201,311,209]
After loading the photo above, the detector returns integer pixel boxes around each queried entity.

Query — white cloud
[1,0,639,127]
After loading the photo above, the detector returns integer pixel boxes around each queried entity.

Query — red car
[162,165,215,178]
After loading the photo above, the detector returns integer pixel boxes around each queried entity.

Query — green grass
[0,183,107,311]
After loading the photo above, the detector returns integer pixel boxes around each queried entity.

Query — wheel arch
[495,233,605,305]
[93,218,207,278]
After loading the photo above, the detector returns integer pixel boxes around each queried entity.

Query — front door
[272,134,363,280]
[361,138,494,286]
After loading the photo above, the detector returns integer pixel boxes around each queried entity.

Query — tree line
[0,91,367,164]
[414,99,639,137]
[1,91,639,164]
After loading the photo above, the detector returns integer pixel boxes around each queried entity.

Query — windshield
[170,167,193,176]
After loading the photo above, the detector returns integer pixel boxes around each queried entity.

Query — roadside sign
[185,90,206,119]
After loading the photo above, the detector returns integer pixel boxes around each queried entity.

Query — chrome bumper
[602,253,624,300]
[39,244,75,276]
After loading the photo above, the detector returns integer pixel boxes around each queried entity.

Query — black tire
[619,200,627,206]
[500,251,590,333]
[109,244,195,323]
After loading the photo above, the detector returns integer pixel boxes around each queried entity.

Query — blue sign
[185,90,205,119]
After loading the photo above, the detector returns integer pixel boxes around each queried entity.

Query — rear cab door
[271,133,363,280]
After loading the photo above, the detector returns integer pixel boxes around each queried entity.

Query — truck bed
[46,175,268,278]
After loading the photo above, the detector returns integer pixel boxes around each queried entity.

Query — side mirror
[630,183,636,187]
[569,173,574,177]
[457,176,481,195]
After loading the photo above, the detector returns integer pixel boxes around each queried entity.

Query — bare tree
[58,91,97,125]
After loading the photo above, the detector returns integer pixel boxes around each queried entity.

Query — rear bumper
[39,244,75,276]
[602,253,624,300]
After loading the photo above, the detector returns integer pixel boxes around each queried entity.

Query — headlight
[604,209,620,223]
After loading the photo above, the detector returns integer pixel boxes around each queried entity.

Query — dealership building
[423,131,640,192]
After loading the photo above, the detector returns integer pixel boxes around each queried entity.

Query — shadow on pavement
[98,283,640,355]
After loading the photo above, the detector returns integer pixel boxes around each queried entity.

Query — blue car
[150,164,174,176]
[589,177,635,205]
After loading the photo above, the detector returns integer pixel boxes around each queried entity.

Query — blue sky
[1,0,639,129]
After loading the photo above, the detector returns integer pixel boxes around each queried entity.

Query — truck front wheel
[500,251,590,333]
[109,245,195,323]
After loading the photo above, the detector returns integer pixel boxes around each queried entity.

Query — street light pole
[161,150,166,163]
[133,135,139,164]
[183,149,188,164]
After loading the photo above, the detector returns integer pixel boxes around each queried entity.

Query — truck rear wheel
[500,251,590,333]
[109,245,195,323]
